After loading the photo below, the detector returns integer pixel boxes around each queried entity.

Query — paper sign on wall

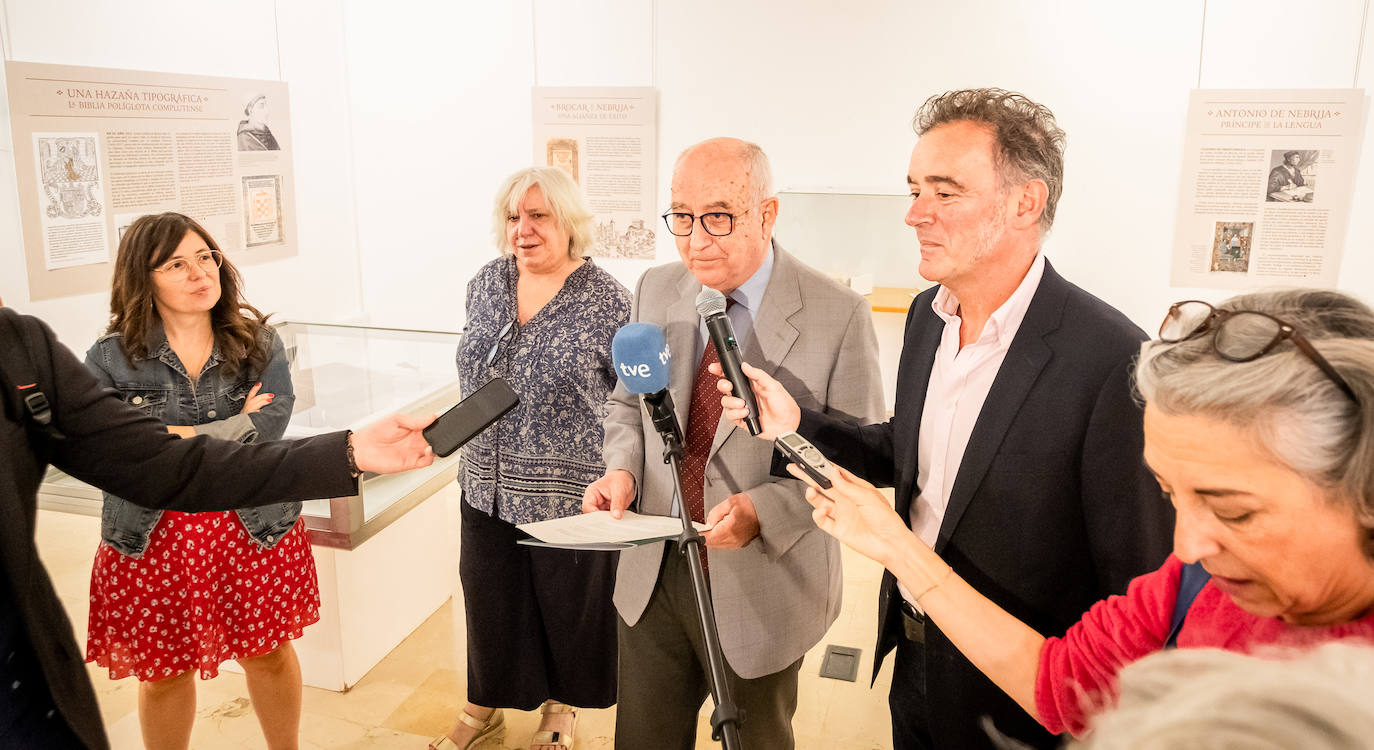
[1170,89,1363,288]
[5,60,299,300]
[532,87,658,260]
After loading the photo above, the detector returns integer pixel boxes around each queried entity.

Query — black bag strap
[1164,560,1210,649]
[0,308,64,439]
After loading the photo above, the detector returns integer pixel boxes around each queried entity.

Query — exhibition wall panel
[341,0,1373,333]
[3,1,1371,346]
[0,0,363,346]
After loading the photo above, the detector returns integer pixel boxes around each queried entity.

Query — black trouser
[0,645,86,750]
[458,500,619,710]
[891,603,934,750]
[890,602,1058,750]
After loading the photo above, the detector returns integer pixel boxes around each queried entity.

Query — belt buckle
[899,600,925,644]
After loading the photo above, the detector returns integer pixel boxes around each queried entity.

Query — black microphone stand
[655,421,744,749]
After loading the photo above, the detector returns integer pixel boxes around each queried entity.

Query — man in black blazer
[0,305,435,750]
[716,89,1172,748]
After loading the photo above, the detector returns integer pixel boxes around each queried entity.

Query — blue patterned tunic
[456,256,631,524]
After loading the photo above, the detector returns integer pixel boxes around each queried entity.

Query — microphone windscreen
[695,287,728,317]
[612,322,672,394]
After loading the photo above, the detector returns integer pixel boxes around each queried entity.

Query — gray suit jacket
[602,243,884,678]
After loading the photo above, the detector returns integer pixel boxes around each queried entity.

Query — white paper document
[517,510,709,550]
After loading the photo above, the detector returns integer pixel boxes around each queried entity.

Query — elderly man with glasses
[714,90,1175,749]
[582,136,884,749]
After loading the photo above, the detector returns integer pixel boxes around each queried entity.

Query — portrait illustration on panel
[238,94,281,151]
[1264,149,1316,203]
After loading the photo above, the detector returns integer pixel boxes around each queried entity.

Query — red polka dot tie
[681,298,735,571]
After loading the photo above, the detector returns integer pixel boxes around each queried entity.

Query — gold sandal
[530,700,576,749]
[429,707,506,750]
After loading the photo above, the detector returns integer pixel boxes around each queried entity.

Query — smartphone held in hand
[422,377,520,457]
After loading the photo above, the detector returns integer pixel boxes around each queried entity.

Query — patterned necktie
[680,298,736,569]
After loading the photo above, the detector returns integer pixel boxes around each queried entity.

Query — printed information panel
[6,60,297,299]
[1171,89,1363,288]
[532,87,657,260]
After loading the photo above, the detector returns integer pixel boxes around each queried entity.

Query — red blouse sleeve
[1034,555,1182,736]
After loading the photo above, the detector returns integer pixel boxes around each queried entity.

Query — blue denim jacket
[84,323,297,556]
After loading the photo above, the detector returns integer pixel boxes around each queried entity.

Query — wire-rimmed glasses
[151,250,223,280]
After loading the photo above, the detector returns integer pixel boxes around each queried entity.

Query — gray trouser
[614,546,802,750]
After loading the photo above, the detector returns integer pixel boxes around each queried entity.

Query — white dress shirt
[900,253,1046,607]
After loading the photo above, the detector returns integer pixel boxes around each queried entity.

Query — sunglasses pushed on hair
[1160,300,1358,403]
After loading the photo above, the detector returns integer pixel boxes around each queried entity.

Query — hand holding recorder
[777,437,913,572]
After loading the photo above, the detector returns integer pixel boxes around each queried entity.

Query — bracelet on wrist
[345,430,360,478]
[913,565,954,605]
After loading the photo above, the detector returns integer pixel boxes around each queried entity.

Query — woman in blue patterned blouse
[431,167,630,750]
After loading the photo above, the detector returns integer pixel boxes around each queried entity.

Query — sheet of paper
[517,510,708,548]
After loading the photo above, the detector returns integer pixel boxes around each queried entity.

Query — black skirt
[458,498,618,710]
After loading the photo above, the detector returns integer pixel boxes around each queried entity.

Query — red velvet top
[1035,555,1374,736]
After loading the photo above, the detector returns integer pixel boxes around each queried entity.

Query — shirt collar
[930,252,1047,345]
[724,242,775,311]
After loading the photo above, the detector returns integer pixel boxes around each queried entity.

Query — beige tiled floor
[37,509,895,749]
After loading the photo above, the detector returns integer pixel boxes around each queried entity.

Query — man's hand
[702,492,760,548]
[709,361,801,440]
[582,469,636,519]
[351,413,436,474]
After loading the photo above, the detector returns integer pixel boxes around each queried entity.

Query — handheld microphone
[696,288,762,435]
[612,322,682,444]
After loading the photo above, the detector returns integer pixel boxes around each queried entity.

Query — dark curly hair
[913,88,1067,232]
[106,212,270,379]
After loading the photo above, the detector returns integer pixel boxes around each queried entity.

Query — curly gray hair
[1072,643,1374,749]
[913,88,1066,234]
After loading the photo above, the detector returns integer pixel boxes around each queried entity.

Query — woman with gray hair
[431,166,630,750]
[1073,642,1374,749]
[776,288,1374,740]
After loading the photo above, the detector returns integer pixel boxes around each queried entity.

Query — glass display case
[774,190,925,312]
[38,321,466,550]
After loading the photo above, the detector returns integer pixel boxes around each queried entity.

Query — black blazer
[0,310,357,750]
[799,262,1174,749]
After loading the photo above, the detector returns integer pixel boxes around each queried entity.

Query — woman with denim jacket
[83,212,312,750]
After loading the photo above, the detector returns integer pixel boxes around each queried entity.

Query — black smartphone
[774,431,833,490]
[422,377,520,457]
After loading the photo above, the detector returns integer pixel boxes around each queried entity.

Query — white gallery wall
[1,0,1372,354]
[0,0,364,347]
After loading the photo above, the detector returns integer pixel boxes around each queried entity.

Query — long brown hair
[107,212,270,379]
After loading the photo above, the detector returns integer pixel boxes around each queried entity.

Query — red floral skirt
[85,511,320,682]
